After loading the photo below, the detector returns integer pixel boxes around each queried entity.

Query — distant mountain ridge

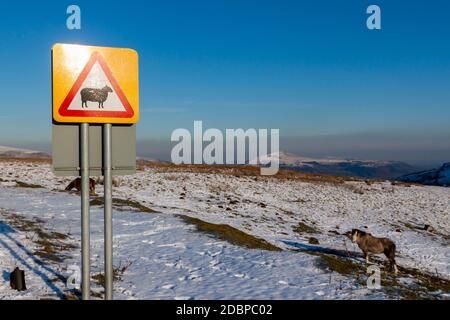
[260,151,419,179]
[0,145,431,181]
[0,145,49,158]
[397,162,450,187]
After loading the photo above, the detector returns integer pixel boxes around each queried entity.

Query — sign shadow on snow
[0,220,16,234]
[282,240,360,260]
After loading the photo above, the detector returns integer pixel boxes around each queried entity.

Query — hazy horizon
[2,132,448,169]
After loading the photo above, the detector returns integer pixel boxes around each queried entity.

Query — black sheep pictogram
[80,85,113,108]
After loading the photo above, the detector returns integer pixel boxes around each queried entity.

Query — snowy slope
[0,159,449,299]
[398,163,450,187]
[0,187,386,300]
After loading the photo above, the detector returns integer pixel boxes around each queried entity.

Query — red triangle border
[58,51,134,118]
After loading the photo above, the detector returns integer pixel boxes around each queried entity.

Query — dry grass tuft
[293,222,318,234]
[0,157,51,164]
[15,180,43,188]
[138,161,364,185]
[179,215,281,251]
[90,197,157,213]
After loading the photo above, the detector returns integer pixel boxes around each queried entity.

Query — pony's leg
[385,249,398,274]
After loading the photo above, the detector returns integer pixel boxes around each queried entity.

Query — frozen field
[0,159,449,299]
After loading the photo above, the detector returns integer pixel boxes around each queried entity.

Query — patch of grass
[316,254,362,276]
[61,289,104,300]
[280,209,294,216]
[179,215,281,251]
[90,197,157,213]
[308,237,320,245]
[402,222,450,243]
[92,260,133,286]
[391,180,414,187]
[316,253,445,299]
[34,241,63,262]
[403,222,420,231]
[33,230,76,263]
[0,209,75,264]
[374,264,450,300]
[291,242,450,300]
[51,231,69,240]
[15,180,43,188]
[0,157,50,164]
[140,161,360,185]
[396,265,450,295]
[89,198,103,206]
[62,293,80,300]
[292,222,318,234]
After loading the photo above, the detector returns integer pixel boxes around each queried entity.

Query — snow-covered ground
[0,159,449,299]
[0,187,386,299]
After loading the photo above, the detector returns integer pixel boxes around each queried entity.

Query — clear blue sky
[0,1,449,165]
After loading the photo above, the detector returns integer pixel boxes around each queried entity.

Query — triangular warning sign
[58,52,134,119]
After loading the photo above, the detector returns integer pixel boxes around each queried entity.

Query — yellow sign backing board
[52,44,139,124]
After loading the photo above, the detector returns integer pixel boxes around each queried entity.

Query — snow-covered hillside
[261,151,418,179]
[0,159,449,299]
[0,145,48,158]
[0,187,388,300]
[398,163,450,187]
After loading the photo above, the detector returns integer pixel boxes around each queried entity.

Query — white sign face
[66,61,127,112]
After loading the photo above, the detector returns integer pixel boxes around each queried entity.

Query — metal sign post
[80,123,90,300]
[52,43,139,300]
[103,123,113,300]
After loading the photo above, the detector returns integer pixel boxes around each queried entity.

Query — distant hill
[0,145,166,162]
[0,145,49,158]
[397,162,450,187]
[260,151,419,179]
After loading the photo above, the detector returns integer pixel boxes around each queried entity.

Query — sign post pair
[52,43,139,300]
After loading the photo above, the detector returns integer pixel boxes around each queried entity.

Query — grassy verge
[139,161,363,185]
[90,197,157,213]
[179,215,281,251]
[15,181,43,188]
[292,222,318,234]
